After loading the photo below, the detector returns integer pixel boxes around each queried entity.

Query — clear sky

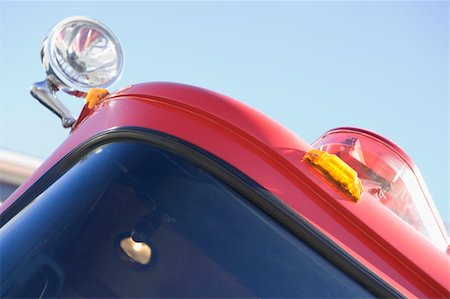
[0,1,448,225]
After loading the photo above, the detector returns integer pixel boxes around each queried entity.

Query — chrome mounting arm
[30,80,76,128]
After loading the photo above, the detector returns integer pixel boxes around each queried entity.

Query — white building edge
[0,149,43,202]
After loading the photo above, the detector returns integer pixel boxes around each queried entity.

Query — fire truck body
[1,82,448,298]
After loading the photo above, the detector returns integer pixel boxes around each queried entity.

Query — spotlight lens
[120,237,152,265]
[44,16,123,91]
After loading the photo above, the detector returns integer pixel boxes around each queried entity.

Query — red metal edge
[2,82,449,298]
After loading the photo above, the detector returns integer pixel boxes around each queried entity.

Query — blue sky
[0,1,448,225]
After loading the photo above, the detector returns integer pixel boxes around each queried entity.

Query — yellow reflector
[85,88,110,109]
[304,149,363,202]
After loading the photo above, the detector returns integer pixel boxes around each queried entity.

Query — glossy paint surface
[2,82,449,298]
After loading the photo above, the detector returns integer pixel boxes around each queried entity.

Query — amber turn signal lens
[304,149,363,202]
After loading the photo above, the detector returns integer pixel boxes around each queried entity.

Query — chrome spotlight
[30,16,123,128]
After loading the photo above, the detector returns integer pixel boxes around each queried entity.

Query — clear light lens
[313,128,448,251]
[45,16,123,91]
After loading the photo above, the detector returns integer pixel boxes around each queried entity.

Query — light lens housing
[43,16,123,91]
[313,127,448,250]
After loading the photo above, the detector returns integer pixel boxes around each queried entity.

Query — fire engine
[0,16,448,298]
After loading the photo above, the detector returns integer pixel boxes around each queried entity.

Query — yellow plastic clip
[85,88,110,109]
[304,149,363,202]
